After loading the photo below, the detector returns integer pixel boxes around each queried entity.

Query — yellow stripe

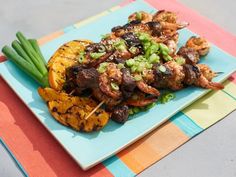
[74,11,109,28]
[109,6,121,12]
[74,6,120,28]
[223,80,236,99]
[183,90,236,129]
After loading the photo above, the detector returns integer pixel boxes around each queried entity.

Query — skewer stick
[85,100,105,120]
[215,72,224,75]
[69,89,75,95]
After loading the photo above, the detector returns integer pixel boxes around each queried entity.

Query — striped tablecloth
[0,0,236,176]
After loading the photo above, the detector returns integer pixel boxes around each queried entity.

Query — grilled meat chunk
[146,21,162,37]
[76,67,99,89]
[183,64,201,85]
[177,46,200,65]
[153,64,172,88]
[121,32,141,47]
[120,68,136,99]
[111,105,129,124]
[85,43,106,53]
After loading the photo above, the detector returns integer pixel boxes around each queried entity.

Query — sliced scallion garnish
[111,82,119,90]
[90,52,106,59]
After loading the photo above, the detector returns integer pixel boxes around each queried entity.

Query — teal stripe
[63,25,77,33]
[103,155,135,177]
[170,112,203,137]
[0,138,28,177]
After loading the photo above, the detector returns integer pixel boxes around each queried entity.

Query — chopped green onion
[158,65,166,72]
[111,82,119,90]
[90,52,106,59]
[136,12,142,20]
[134,75,142,81]
[160,92,175,104]
[149,53,160,64]
[145,102,156,110]
[126,59,135,67]
[136,62,145,72]
[138,32,151,42]
[129,46,138,54]
[118,45,126,51]
[146,62,153,69]
[117,63,125,69]
[159,43,170,53]
[133,107,140,113]
[77,52,85,63]
[101,34,110,39]
[162,51,168,56]
[134,55,145,61]
[113,39,127,52]
[131,65,137,73]
[149,43,159,54]
[97,62,108,73]
[98,45,106,53]
[163,55,172,61]
[143,41,151,51]
[175,57,185,65]
[129,109,134,115]
[145,47,151,58]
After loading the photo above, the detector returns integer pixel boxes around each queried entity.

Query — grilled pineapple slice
[48,40,92,91]
[38,87,110,132]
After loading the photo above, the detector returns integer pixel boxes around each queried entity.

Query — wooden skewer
[215,72,224,75]
[69,89,75,95]
[85,100,105,120]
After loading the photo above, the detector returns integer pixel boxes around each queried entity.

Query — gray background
[0,0,236,177]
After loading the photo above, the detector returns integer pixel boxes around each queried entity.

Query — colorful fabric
[0,0,236,176]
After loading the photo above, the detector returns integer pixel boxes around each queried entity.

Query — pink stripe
[120,0,134,7]
[229,72,236,84]
[0,55,6,63]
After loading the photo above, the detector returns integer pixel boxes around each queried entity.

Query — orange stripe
[37,30,64,45]
[117,121,189,174]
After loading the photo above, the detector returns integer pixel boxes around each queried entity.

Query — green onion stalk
[2,31,49,87]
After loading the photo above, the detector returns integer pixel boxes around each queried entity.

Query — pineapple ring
[38,87,110,132]
[48,40,92,91]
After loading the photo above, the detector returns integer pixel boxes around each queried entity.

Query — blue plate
[1,0,236,170]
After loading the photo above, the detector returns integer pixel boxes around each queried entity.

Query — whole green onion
[11,40,33,65]
[2,46,48,86]
[28,39,46,65]
[16,32,47,75]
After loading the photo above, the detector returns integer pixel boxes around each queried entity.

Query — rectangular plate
[1,0,236,170]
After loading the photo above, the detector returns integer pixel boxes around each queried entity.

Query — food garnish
[2,32,49,87]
